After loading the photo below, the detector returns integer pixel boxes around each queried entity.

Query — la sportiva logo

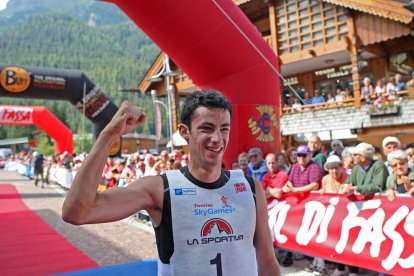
[202,218,233,236]
[0,67,31,93]
[247,105,278,142]
[187,218,243,246]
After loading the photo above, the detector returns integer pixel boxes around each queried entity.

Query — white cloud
[0,0,10,11]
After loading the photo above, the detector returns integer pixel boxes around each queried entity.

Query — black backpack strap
[245,175,256,206]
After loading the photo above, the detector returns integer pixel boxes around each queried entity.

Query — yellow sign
[109,137,121,156]
[0,67,31,93]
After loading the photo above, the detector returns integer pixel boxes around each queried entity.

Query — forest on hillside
[0,11,167,150]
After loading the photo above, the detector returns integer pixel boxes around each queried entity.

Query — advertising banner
[268,192,414,275]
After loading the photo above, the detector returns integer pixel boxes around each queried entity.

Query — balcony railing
[282,90,412,115]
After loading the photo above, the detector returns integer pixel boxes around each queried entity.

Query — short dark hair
[181,89,232,129]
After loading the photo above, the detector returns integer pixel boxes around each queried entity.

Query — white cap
[324,155,342,171]
[349,142,375,159]
[382,136,401,148]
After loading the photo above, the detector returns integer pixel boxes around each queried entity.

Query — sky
[0,0,10,11]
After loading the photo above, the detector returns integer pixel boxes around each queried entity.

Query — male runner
[62,89,280,276]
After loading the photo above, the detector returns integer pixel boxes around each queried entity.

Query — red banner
[268,192,414,275]
[0,106,33,125]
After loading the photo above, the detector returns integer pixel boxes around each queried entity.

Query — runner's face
[188,107,230,168]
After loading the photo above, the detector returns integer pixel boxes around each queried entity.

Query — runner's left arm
[253,179,281,276]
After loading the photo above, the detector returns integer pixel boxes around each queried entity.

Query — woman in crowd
[405,147,414,171]
[341,147,355,175]
[276,153,290,173]
[385,150,414,201]
[329,139,344,157]
[286,147,297,168]
[361,77,375,99]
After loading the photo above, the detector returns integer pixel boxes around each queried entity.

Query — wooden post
[346,11,362,109]
[268,3,278,56]
[408,77,414,99]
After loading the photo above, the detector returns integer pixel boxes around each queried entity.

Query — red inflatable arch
[105,0,281,165]
[0,105,73,155]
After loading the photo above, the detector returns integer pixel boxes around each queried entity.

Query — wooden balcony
[281,89,412,115]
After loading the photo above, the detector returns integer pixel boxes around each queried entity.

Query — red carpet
[0,184,98,276]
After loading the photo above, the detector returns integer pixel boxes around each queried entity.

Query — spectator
[238,152,249,175]
[314,157,348,275]
[308,135,327,170]
[231,160,240,170]
[311,90,325,106]
[303,91,312,105]
[344,88,353,99]
[291,98,302,112]
[286,147,297,167]
[382,136,401,174]
[121,159,136,186]
[281,145,323,268]
[361,77,375,99]
[343,142,389,196]
[276,153,290,173]
[411,71,414,86]
[341,147,355,175]
[386,76,396,95]
[375,78,386,96]
[261,153,288,204]
[385,150,414,201]
[406,147,414,171]
[181,154,189,167]
[395,73,406,92]
[160,150,169,163]
[135,161,146,179]
[247,147,268,182]
[326,93,335,104]
[144,154,157,176]
[282,145,323,193]
[33,152,45,188]
[320,155,347,194]
[173,160,182,170]
[329,139,344,157]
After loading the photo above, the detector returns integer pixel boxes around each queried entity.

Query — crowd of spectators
[284,72,413,112]
[2,133,414,275]
[231,135,414,275]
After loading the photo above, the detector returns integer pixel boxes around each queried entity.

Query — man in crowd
[281,145,323,267]
[283,145,323,194]
[247,147,268,182]
[342,142,389,196]
[311,90,325,106]
[382,136,401,174]
[63,89,280,276]
[308,135,327,170]
[238,152,249,175]
[261,153,288,204]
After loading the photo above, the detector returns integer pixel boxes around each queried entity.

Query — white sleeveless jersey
[160,169,258,276]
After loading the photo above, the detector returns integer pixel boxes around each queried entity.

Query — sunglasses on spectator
[297,154,308,158]
[249,154,258,158]
[332,144,340,147]
[391,161,406,168]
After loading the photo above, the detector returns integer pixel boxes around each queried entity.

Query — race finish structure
[0,65,120,155]
[104,0,282,165]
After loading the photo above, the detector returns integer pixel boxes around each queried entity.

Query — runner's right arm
[62,102,163,226]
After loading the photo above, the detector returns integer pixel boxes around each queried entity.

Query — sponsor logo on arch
[0,66,31,93]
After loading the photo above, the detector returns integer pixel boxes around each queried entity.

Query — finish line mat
[0,184,98,275]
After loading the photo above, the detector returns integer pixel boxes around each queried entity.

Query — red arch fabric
[0,105,73,154]
[104,0,281,165]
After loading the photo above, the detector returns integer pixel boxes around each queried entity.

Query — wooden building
[137,0,414,151]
